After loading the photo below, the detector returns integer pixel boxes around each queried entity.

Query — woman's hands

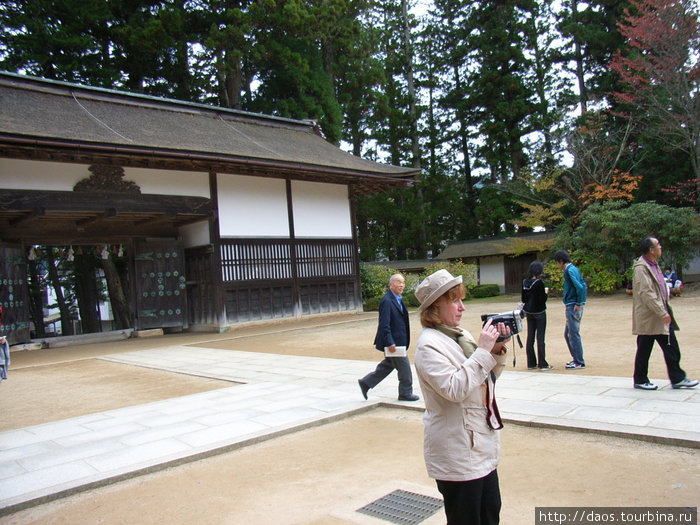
[478,319,511,354]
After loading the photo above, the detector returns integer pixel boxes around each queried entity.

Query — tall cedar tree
[413,9,474,254]
[556,0,631,115]
[246,0,343,143]
[354,0,422,261]
[428,0,480,239]
[0,0,116,86]
[463,1,537,235]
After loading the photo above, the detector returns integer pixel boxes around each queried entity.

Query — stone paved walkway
[1,345,698,515]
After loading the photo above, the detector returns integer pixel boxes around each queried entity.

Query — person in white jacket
[414,269,510,525]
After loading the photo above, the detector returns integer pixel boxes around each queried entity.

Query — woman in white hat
[414,269,510,525]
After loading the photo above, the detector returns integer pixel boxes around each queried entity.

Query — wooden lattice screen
[219,238,360,322]
[220,238,356,281]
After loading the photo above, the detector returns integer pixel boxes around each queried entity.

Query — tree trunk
[47,247,74,336]
[572,0,588,115]
[27,258,46,338]
[226,50,243,109]
[74,253,102,333]
[101,255,131,330]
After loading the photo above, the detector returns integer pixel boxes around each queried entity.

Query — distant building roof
[0,71,418,195]
[437,231,557,259]
[362,259,435,273]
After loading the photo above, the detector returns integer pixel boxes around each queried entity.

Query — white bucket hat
[415,269,463,312]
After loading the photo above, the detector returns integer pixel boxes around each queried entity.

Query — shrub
[363,296,382,311]
[471,284,501,298]
[360,264,396,302]
[544,252,624,294]
[576,255,624,294]
[403,289,420,307]
[544,259,564,293]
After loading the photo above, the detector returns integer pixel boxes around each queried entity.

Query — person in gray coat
[632,236,697,390]
[414,269,510,525]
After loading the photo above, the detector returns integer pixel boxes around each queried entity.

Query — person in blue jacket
[554,250,587,369]
[358,273,419,401]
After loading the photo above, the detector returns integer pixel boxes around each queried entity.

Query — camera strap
[485,373,503,430]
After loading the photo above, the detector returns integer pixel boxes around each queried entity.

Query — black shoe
[358,380,369,400]
[398,394,419,401]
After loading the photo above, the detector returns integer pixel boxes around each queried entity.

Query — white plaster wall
[479,256,505,288]
[125,168,209,197]
[179,220,210,248]
[0,159,209,197]
[0,159,88,190]
[217,174,289,237]
[682,254,700,281]
[291,181,352,238]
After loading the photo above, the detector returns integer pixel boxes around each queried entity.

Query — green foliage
[402,290,420,308]
[359,264,395,302]
[575,255,623,294]
[1,0,698,263]
[363,296,382,311]
[551,201,700,292]
[543,259,564,293]
[470,284,501,298]
[567,200,700,275]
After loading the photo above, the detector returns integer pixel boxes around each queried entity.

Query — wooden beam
[9,207,45,226]
[76,208,117,226]
[134,211,176,227]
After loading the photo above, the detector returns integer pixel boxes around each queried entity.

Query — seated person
[664,267,682,296]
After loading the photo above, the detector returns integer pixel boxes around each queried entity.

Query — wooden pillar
[348,188,362,309]
[286,180,300,317]
[208,171,226,329]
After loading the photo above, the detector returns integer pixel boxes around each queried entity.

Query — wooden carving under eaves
[74,165,141,194]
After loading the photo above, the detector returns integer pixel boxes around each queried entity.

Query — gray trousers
[360,355,413,397]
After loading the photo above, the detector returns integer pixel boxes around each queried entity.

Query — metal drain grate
[356,489,444,524]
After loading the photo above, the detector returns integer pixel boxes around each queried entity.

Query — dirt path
[3,409,698,525]
[2,289,699,524]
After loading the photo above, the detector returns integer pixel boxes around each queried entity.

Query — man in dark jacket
[359,274,419,401]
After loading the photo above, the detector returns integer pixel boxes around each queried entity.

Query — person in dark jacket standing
[521,261,552,370]
[358,274,419,401]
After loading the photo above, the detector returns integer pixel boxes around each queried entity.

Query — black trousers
[436,469,501,525]
[633,328,686,385]
[525,312,548,369]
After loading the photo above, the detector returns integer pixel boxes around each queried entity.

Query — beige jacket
[632,256,677,335]
[414,327,507,481]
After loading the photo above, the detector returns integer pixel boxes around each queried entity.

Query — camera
[481,309,525,341]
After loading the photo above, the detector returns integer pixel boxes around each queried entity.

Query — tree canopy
[1,0,698,271]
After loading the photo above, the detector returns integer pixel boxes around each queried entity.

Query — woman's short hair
[420,283,466,328]
[528,260,544,277]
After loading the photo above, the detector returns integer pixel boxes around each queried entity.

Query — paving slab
[0,345,698,516]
